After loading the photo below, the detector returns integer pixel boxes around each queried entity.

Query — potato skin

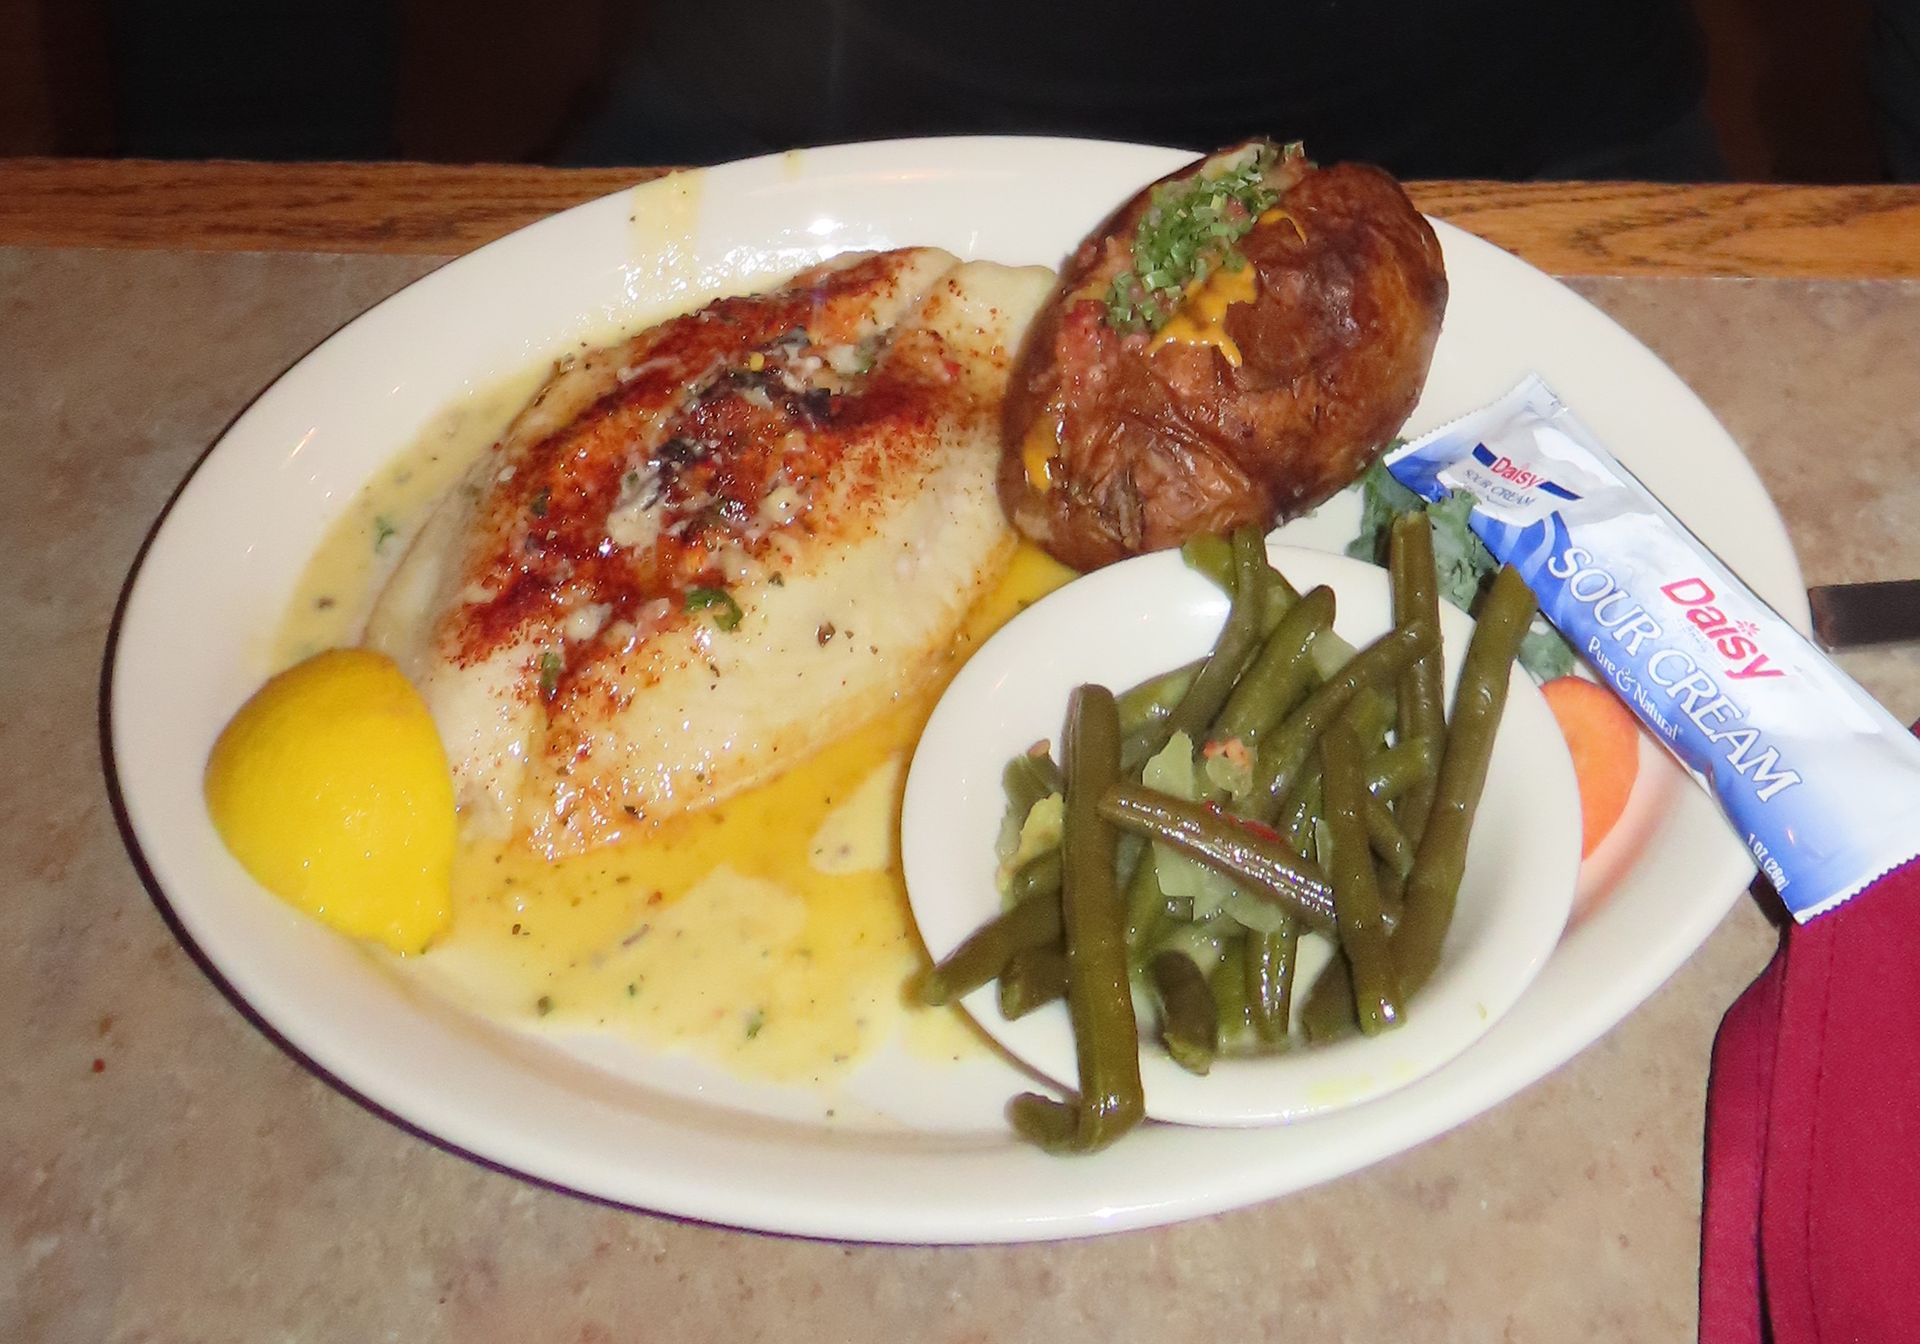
[1000,152,1448,571]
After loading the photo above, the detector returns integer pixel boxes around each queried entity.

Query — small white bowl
[902,542,1580,1126]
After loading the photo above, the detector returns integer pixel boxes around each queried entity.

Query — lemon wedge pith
[204,648,455,954]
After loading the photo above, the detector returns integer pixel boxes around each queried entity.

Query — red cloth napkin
[1700,816,1920,1341]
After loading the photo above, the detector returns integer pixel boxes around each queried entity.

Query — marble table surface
[3,246,1916,1342]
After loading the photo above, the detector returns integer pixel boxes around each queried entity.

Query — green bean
[1123,856,1176,961]
[1306,625,1360,680]
[1181,532,1237,593]
[1245,922,1298,1046]
[1006,848,1063,906]
[965,542,1536,1147]
[1009,684,1143,1154]
[1390,512,1447,844]
[1364,794,1416,878]
[920,890,1062,1006]
[998,946,1068,1020]
[1251,620,1438,812]
[1006,1093,1082,1150]
[1116,658,1204,735]
[1119,722,1169,775]
[1296,868,1407,1044]
[1160,528,1271,747]
[1258,573,1303,634]
[1210,937,1254,1046]
[1098,782,1338,934]
[1150,951,1218,1075]
[1390,565,1535,1000]
[1241,879,1310,1084]
[1299,954,1357,1044]
[1376,860,1407,922]
[1279,768,1323,860]
[1365,736,1437,803]
[1345,685,1397,753]
[1003,750,1064,821]
[1181,529,1299,634]
[1320,720,1402,1035]
[1211,585,1336,746]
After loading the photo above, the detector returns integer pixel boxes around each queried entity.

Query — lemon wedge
[204,648,455,954]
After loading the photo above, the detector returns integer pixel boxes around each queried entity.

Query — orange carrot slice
[1540,676,1642,858]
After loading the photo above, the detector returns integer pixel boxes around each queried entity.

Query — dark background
[0,0,1909,181]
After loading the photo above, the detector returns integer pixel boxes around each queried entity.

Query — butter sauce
[274,370,547,668]
[427,543,1071,1083]
[281,393,1074,1083]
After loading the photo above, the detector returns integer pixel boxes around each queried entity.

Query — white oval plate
[107,137,1801,1243]
[904,545,1580,1125]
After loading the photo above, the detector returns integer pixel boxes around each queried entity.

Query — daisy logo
[1659,578,1784,680]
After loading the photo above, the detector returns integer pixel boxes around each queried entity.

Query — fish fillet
[367,248,1053,856]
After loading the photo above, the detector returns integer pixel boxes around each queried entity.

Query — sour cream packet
[1386,374,1920,921]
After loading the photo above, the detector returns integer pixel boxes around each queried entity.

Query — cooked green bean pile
[923,521,1537,1154]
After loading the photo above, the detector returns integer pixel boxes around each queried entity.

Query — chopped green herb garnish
[685,586,743,632]
[372,515,397,552]
[535,995,554,1017]
[1518,623,1577,681]
[744,1008,766,1039]
[537,650,563,697]
[1105,142,1292,333]
[529,488,551,518]
[1344,458,1579,683]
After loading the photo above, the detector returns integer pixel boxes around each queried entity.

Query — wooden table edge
[3,157,1919,280]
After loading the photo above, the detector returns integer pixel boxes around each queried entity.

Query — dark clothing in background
[109,0,400,159]
[565,0,1717,180]
[102,0,1729,181]
[1873,0,1920,179]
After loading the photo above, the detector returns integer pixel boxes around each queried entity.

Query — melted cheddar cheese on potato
[368,248,1053,856]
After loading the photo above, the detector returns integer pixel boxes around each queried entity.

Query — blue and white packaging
[1388,374,1920,921]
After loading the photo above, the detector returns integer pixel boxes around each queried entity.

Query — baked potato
[1000,140,1447,570]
